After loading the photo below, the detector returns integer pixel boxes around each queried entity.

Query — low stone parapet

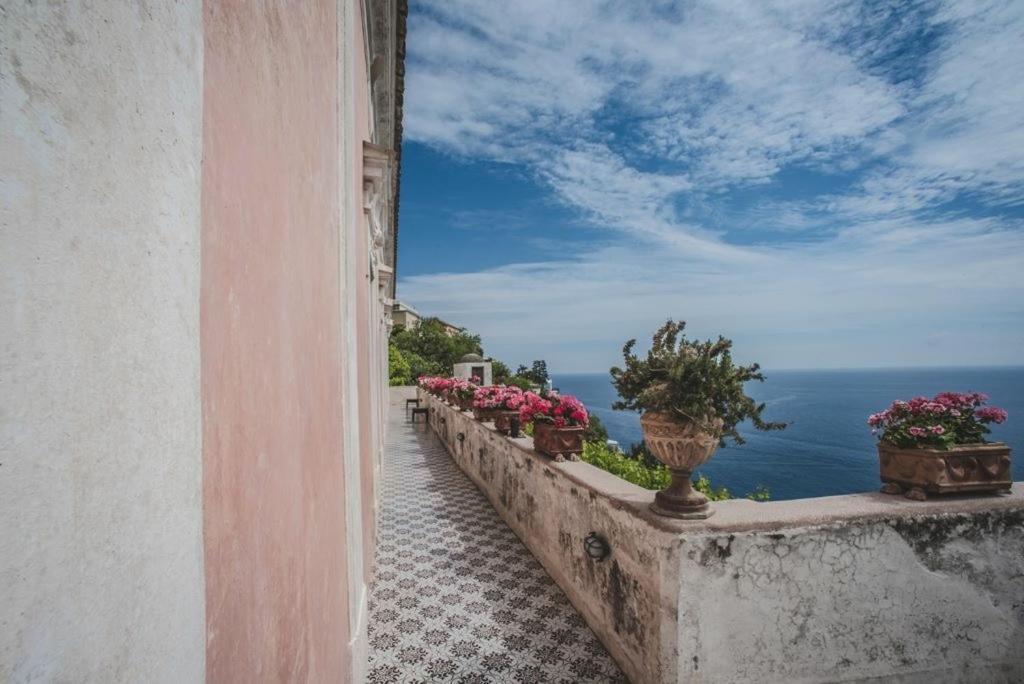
[419,390,1024,683]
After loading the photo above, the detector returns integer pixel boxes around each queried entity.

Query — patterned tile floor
[366,393,626,683]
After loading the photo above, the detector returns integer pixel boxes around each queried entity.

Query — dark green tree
[388,344,413,386]
[390,318,483,376]
[492,359,512,383]
[584,413,609,444]
[530,359,549,386]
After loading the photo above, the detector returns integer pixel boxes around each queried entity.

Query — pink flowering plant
[450,377,478,402]
[473,385,525,411]
[418,376,453,395]
[869,392,1008,449]
[518,391,589,429]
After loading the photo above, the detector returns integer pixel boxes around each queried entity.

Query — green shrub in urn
[611,319,785,446]
[610,320,785,518]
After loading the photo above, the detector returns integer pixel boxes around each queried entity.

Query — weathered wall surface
[423,393,1024,684]
[678,512,1024,683]
[200,1,351,681]
[0,2,206,681]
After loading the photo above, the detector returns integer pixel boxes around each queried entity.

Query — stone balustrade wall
[420,391,1024,683]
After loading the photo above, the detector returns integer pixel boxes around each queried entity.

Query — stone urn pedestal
[878,442,1012,500]
[641,412,720,519]
[533,422,584,462]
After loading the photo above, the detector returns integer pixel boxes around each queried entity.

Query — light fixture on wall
[584,532,610,561]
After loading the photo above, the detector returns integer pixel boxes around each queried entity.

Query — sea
[553,368,1024,501]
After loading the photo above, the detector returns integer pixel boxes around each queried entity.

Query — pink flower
[975,406,1008,424]
[930,425,945,435]
[908,427,926,437]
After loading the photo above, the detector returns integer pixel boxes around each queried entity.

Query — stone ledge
[420,391,1024,683]
[432,394,1024,535]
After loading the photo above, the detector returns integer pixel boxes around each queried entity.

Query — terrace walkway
[366,390,625,683]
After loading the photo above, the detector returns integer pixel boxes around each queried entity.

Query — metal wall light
[584,532,611,561]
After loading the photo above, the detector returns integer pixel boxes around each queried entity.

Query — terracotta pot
[492,410,519,435]
[474,407,496,422]
[533,422,584,461]
[878,442,1012,500]
[640,411,721,519]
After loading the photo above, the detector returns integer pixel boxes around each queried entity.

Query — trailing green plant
[610,319,786,445]
[582,441,670,490]
[581,442,757,500]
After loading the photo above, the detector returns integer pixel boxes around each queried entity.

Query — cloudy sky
[395,0,1024,373]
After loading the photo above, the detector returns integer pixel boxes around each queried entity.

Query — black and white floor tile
[366,395,625,683]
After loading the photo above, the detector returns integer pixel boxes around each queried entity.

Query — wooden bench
[405,397,421,413]
[410,407,428,423]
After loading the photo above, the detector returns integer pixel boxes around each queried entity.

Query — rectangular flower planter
[492,410,518,436]
[878,442,1012,500]
[473,407,496,423]
[532,422,584,462]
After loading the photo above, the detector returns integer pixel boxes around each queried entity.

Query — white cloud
[399,0,1024,370]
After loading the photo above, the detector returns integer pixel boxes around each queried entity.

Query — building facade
[391,300,422,329]
[1,1,404,680]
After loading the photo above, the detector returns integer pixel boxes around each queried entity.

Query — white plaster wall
[676,516,1024,683]
[453,361,492,386]
[1,3,205,681]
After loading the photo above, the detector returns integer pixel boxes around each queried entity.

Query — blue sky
[396,0,1024,373]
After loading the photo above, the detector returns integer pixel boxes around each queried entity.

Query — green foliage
[611,319,786,446]
[388,344,412,386]
[626,440,664,468]
[512,360,549,386]
[530,360,549,385]
[745,485,772,502]
[504,375,535,391]
[584,413,609,444]
[390,317,483,378]
[593,440,771,500]
[692,474,732,501]
[581,441,671,490]
[492,359,512,383]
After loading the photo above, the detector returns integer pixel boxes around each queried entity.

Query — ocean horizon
[553,366,1024,501]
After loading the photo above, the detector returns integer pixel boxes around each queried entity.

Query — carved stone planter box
[492,410,518,435]
[878,442,1012,500]
[533,422,583,461]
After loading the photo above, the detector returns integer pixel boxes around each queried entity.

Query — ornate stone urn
[641,412,721,519]
[533,422,584,462]
[878,442,1012,500]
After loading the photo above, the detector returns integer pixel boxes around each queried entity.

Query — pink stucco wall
[351,1,379,581]
[200,2,350,680]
